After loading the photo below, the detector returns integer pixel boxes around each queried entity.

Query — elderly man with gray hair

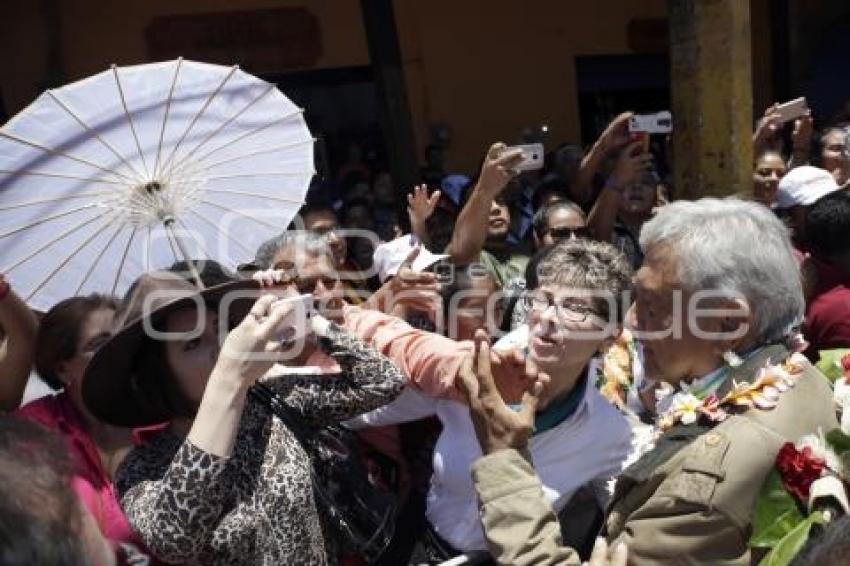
[463,198,838,565]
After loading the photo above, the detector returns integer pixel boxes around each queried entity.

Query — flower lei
[656,353,808,433]
[596,329,637,409]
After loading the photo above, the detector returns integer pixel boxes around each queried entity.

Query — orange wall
[395,0,668,171]
[0,0,370,115]
[1,0,774,173]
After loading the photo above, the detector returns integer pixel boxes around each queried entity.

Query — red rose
[775,442,826,502]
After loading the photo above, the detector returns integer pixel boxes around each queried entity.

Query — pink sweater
[14,392,142,548]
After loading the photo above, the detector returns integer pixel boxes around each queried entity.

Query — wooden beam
[669,0,753,199]
[360,0,419,196]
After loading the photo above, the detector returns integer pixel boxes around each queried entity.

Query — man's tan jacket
[472,346,838,565]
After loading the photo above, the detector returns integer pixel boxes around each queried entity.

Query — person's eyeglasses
[295,275,339,294]
[545,227,591,241]
[524,293,600,323]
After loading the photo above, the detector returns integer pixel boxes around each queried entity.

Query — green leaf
[751,469,804,547]
[758,511,825,566]
[826,429,850,452]
[815,349,850,383]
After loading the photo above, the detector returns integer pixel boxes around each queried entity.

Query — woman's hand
[190,294,307,458]
[217,294,303,386]
[458,330,548,454]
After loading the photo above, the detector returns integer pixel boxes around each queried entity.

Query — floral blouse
[115,324,405,565]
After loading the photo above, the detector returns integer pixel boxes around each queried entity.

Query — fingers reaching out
[587,539,628,566]
[407,185,442,224]
[462,329,548,454]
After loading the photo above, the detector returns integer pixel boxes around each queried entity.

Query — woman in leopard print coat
[81,272,405,565]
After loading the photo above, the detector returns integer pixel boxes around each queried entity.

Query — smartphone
[628,111,672,152]
[505,143,544,172]
[272,293,315,316]
[271,293,315,342]
[773,97,808,125]
[628,111,673,135]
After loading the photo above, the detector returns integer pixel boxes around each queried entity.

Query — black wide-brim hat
[82,271,261,428]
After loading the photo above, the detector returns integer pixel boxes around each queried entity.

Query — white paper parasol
[0,58,314,311]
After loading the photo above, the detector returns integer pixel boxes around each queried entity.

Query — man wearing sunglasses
[531,200,589,250]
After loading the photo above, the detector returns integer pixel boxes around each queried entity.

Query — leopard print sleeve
[262,323,404,428]
[118,437,230,564]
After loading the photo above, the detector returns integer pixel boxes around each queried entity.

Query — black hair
[532,173,571,210]
[0,417,88,565]
[805,189,850,259]
[532,200,586,239]
[344,197,373,212]
[813,126,848,168]
[298,199,337,220]
[288,198,339,231]
[426,206,458,252]
[130,335,199,423]
[35,294,119,390]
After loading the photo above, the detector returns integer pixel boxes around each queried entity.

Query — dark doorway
[575,54,670,144]
[266,66,385,199]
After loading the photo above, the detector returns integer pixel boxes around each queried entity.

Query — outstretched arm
[0,276,39,411]
[461,332,627,566]
[574,112,633,206]
[447,143,523,264]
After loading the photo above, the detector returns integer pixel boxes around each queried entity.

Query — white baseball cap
[774,166,840,209]
[372,235,448,283]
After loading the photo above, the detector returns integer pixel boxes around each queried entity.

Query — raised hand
[407,185,441,226]
[597,112,634,153]
[477,143,524,197]
[753,103,783,153]
[219,294,304,384]
[607,141,653,191]
[458,330,548,454]
[791,109,814,158]
[367,247,440,317]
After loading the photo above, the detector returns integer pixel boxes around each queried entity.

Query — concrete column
[669,0,753,198]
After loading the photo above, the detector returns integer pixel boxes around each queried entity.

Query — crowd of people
[2,98,850,566]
